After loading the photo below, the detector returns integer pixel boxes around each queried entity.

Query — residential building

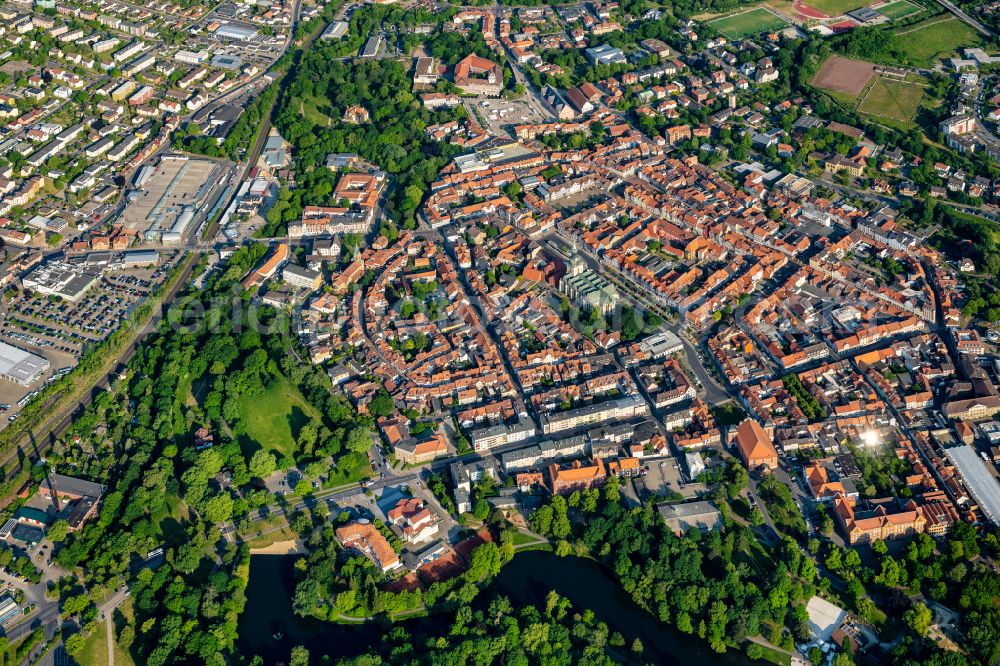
[451,459,499,513]
[471,416,536,451]
[282,264,322,290]
[540,395,649,436]
[335,521,401,572]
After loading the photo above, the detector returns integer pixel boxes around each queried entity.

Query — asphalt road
[223,472,420,538]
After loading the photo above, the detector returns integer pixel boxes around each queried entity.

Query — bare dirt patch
[812,54,876,96]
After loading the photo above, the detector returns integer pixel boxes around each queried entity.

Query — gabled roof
[734,418,777,465]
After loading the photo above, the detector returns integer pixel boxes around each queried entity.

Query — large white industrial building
[0,342,49,386]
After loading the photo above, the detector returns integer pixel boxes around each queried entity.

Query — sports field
[894,16,982,67]
[708,8,790,38]
[857,77,924,125]
[876,0,923,20]
[802,0,871,15]
[812,54,876,96]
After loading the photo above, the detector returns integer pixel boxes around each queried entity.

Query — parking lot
[0,343,76,430]
[0,256,179,428]
[4,278,144,350]
[3,257,176,356]
[467,98,548,135]
[634,455,708,499]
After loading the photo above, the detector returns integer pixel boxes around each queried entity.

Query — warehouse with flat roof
[121,155,218,241]
[214,23,258,41]
[0,341,49,386]
[945,445,1000,524]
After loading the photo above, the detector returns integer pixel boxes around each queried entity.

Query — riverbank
[249,539,308,555]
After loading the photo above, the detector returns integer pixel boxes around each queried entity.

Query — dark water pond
[239,551,755,665]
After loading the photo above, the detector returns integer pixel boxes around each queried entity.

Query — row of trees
[782,373,827,423]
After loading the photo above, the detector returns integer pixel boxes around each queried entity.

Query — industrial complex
[123,155,221,243]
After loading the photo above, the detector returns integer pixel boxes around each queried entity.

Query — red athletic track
[794,0,831,19]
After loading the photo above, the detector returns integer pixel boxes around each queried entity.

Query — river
[238,551,756,665]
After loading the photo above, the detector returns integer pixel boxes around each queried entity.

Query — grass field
[876,0,923,20]
[237,375,322,457]
[754,642,793,666]
[894,16,982,67]
[299,92,333,127]
[858,77,925,125]
[76,622,109,666]
[150,493,190,540]
[114,599,137,666]
[708,8,789,38]
[804,0,871,15]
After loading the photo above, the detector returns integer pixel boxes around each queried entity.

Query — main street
[541,229,732,404]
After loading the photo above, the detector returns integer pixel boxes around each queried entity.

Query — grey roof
[945,445,1000,524]
[657,500,722,534]
[41,473,106,499]
[0,342,48,384]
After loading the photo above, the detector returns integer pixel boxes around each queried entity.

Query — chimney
[49,474,60,513]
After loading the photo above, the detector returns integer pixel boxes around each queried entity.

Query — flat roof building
[211,54,242,69]
[0,596,19,624]
[945,445,1000,524]
[658,500,722,535]
[22,262,99,303]
[214,23,258,41]
[0,342,49,386]
[585,44,626,65]
[282,264,322,290]
[362,33,383,58]
[321,21,348,40]
[805,595,847,642]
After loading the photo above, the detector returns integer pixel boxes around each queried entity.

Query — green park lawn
[150,493,190,541]
[237,375,322,457]
[299,92,334,127]
[76,622,109,666]
[114,599,137,666]
[708,8,789,39]
[754,641,793,666]
[893,17,982,67]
